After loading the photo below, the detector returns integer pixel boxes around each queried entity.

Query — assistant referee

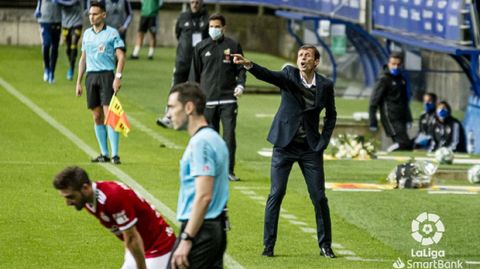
[75,0,125,164]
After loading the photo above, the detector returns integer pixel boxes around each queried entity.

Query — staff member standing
[189,13,246,181]
[233,44,337,258]
[156,0,209,128]
[369,52,413,151]
[75,0,125,164]
[35,0,62,83]
[166,82,229,269]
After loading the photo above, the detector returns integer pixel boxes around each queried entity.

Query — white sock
[132,46,140,56]
[148,47,155,57]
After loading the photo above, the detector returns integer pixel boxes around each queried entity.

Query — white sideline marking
[250,196,266,201]
[127,115,181,149]
[0,78,244,269]
[289,220,307,226]
[240,190,256,195]
[345,256,387,262]
[280,214,298,220]
[337,250,356,256]
[331,242,345,249]
[300,227,317,233]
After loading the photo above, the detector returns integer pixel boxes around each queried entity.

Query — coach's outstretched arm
[233,54,288,90]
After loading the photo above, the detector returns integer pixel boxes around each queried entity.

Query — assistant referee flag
[105,95,131,137]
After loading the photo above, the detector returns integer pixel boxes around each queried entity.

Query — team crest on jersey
[223,49,231,63]
[203,165,210,172]
[98,43,105,53]
[184,22,190,27]
[113,210,129,225]
[205,51,211,57]
[100,212,110,222]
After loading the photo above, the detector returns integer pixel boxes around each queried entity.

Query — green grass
[1,45,479,269]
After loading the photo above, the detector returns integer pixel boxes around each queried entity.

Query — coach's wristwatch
[115,72,122,79]
[180,232,194,242]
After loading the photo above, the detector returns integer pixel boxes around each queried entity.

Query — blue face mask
[389,68,400,76]
[424,102,435,113]
[209,27,223,40]
[437,108,449,120]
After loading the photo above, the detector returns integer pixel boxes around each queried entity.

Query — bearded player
[53,166,176,269]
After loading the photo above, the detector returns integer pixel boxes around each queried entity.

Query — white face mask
[209,27,223,40]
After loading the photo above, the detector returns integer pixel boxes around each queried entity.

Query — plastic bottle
[467,130,475,154]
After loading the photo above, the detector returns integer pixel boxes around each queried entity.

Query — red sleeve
[105,189,138,231]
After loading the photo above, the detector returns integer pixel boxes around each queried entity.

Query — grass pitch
[0,46,479,269]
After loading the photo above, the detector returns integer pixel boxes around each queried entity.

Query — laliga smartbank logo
[392,212,464,269]
[411,212,444,246]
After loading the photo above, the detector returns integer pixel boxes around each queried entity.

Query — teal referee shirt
[82,25,125,72]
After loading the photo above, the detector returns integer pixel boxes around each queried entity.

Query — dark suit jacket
[249,63,337,152]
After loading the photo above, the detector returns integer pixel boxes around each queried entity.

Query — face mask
[424,102,435,113]
[389,67,400,76]
[209,27,223,40]
[437,108,449,120]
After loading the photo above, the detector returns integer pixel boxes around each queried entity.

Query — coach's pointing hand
[232,54,253,69]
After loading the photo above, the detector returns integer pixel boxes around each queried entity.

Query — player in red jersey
[53,166,176,269]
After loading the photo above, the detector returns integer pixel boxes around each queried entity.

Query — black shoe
[91,155,110,163]
[111,156,121,165]
[148,55,154,60]
[228,173,240,181]
[262,247,274,257]
[156,117,172,128]
[130,55,139,60]
[320,247,336,258]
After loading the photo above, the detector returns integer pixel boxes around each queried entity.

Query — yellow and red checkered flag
[105,95,131,137]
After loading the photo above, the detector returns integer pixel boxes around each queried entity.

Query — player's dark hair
[170,82,206,115]
[389,51,404,63]
[90,0,106,11]
[53,166,91,191]
[209,14,226,26]
[299,44,321,60]
[425,92,438,104]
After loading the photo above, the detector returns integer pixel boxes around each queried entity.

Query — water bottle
[467,130,475,154]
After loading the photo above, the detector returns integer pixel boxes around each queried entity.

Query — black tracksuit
[430,116,466,153]
[189,35,246,174]
[369,66,413,150]
[173,8,209,85]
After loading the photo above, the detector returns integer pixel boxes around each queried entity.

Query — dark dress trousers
[248,63,337,249]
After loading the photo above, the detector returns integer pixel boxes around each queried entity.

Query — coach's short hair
[299,44,320,60]
[170,82,206,115]
[53,166,91,191]
[209,14,226,26]
[425,92,438,104]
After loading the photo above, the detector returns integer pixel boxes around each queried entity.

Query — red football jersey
[85,181,176,258]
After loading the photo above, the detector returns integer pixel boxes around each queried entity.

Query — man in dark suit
[233,44,337,258]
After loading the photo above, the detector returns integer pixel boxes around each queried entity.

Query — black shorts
[86,71,114,109]
[138,16,157,33]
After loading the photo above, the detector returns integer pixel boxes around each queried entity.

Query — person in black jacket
[189,13,246,181]
[429,101,466,152]
[369,52,413,151]
[173,0,209,85]
[414,92,437,149]
[156,0,209,128]
[233,44,337,258]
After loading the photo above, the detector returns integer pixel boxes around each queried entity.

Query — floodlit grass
[0,46,479,269]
